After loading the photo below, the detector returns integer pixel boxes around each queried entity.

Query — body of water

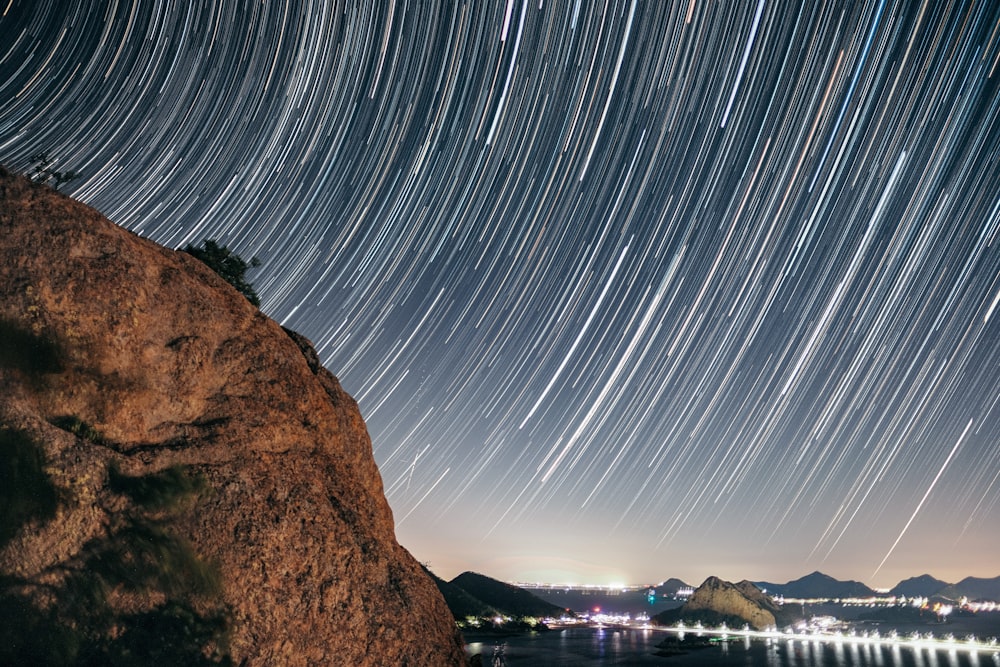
[465,628,1000,666]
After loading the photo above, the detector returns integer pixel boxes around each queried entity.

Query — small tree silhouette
[182,239,262,306]
[28,152,80,190]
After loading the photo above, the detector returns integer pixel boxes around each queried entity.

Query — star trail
[2,1,998,588]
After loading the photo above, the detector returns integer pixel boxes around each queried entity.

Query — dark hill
[937,576,1000,602]
[756,571,875,599]
[890,574,951,598]
[425,568,496,620]
[659,577,692,595]
[451,571,568,618]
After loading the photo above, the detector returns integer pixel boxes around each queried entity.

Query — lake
[465,627,1000,666]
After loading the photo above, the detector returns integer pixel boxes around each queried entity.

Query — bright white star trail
[2,1,998,588]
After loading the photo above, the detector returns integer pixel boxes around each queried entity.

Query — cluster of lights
[586,611,636,625]
[459,614,555,630]
[513,581,645,593]
[775,594,993,611]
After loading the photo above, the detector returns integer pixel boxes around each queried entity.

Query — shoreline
[464,625,1000,666]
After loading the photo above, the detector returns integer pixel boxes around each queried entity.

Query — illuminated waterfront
[495,582,1000,664]
[654,621,1000,655]
[466,623,1000,666]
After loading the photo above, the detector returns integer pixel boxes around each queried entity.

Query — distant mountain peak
[936,575,1000,602]
[755,571,875,599]
[889,574,951,598]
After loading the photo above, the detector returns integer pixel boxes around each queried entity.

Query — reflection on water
[465,628,1000,666]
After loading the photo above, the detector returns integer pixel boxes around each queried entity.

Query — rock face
[0,167,466,665]
[685,577,778,629]
[656,576,780,630]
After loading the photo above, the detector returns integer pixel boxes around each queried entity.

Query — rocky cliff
[0,167,466,665]
[654,576,782,630]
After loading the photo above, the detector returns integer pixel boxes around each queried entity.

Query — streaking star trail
[2,1,998,588]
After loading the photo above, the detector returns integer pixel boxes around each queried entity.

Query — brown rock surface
[0,167,466,665]
[680,576,778,629]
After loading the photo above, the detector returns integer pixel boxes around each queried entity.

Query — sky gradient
[2,1,998,590]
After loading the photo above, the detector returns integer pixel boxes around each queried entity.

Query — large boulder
[654,575,781,630]
[0,167,466,665]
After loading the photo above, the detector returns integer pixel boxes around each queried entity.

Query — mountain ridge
[753,570,1000,601]
[755,570,876,599]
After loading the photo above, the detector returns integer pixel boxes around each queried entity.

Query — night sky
[2,1,998,590]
